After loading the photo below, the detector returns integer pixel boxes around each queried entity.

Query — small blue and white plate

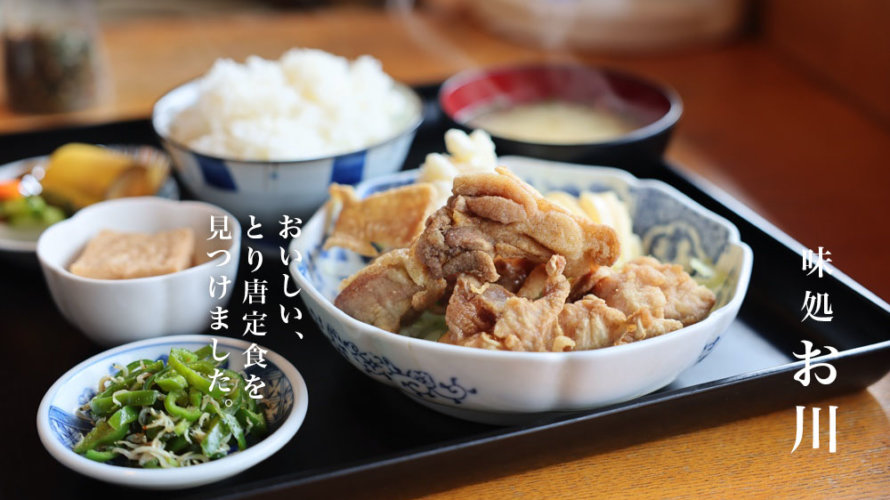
[36,335,308,489]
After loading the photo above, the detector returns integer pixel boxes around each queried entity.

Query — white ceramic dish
[152,78,423,223]
[0,147,177,259]
[37,335,308,489]
[37,197,240,346]
[289,156,753,424]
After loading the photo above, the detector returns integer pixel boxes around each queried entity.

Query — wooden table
[5,7,888,498]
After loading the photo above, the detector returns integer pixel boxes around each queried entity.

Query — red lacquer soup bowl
[439,63,682,173]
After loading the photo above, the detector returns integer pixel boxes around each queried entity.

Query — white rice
[170,48,414,161]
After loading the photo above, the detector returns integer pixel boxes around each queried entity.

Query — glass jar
[2,0,103,113]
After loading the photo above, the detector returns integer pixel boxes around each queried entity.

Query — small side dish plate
[37,197,241,346]
[0,146,178,257]
[36,335,308,489]
[0,156,47,253]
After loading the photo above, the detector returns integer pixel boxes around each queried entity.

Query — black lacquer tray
[2,85,889,499]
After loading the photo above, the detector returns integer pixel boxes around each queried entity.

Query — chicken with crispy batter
[441,254,715,352]
[335,167,620,333]
[413,167,620,282]
[442,256,575,352]
[330,157,716,352]
[589,256,715,326]
[559,256,715,347]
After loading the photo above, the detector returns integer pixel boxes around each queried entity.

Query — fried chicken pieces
[443,255,573,352]
[441,255,715,351]
[335,167,619,333]
[330,167,716,352]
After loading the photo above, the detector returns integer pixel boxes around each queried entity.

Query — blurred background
[0,0,888,299]
[2,0,887,122]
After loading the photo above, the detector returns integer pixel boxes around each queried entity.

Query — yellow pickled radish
[106,167,152,200]
[40,144,159,210]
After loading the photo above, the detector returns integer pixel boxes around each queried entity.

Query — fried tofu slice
[69,228,194,279]
[324,183,437,257]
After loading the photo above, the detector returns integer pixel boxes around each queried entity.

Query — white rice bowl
[170,48,415,161]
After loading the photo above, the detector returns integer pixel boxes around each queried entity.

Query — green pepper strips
[200,416,231,458]
[96,360,164,398]
[173,419,190,436]
[164,390,202,422]
[76,344,268,467]
[107,405,137,430]
[221,412,247,451]
[74,406,136,454]
[155,372,188,392]
[189,387,202,408]
[90,390,158,416]
[236,408,267,436]
[167,435,190,453]
[186,360,217,375]
[84,449,117,463]
[192,345,213,360]
[122,359,164,374]
[168,348,225,398]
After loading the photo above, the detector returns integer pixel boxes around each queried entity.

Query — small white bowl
[37,197,241,346]
[37,335,308,489]
[152,78,423,222]
[290,156,753,424]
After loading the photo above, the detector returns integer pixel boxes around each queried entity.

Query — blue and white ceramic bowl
[152,79,423,223]
[289,156,752,424]
[37,335,308,489]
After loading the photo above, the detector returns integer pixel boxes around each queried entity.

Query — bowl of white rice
[152,48,422,223]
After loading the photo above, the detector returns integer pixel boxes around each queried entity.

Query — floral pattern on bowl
[307,305,478,405]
